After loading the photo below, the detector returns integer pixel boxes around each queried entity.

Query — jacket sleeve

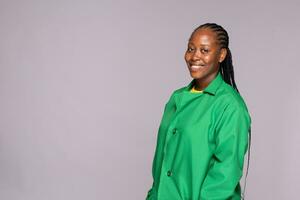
[145,184,154,200]
[145,91,177,200]
[200,102,251,200]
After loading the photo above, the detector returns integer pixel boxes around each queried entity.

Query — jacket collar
[185,71,224,96]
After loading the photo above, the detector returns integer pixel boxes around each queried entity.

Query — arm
[200,103,251,200]
[145,184,154,200]
[145,92,177,200]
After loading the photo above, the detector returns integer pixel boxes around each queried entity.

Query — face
[184,28,227,89]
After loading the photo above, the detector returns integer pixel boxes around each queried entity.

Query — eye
[187,47,194,52]
[201,48,209,54]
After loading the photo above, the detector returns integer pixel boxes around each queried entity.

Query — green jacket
[146,72,251,200]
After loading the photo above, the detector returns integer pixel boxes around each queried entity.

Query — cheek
[202,55,211,64]
[184,53,190,62]
[205,54,218,64]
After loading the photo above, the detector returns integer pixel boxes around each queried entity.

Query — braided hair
[191,23,251,200]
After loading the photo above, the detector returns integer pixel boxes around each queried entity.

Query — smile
[190,65,205,71]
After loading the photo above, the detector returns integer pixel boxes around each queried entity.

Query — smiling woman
[185,28,227,91]
[146,23,252,200]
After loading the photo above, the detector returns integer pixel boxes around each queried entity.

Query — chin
[189,71,205,79]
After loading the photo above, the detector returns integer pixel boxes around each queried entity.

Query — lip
[189,62,205,66]
[189,64,206,72]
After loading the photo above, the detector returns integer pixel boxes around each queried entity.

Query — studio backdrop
[0,0,299,199]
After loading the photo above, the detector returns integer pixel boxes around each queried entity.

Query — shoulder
[215,82,251,124]
[217,82,249,112]
[173,85,188,95]
[166,84,188,101]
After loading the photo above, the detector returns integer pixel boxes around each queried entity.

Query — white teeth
[191,65,202,69]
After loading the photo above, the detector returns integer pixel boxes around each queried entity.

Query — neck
[193,71,218,91]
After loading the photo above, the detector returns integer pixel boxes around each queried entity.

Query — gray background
[1,0,299,199]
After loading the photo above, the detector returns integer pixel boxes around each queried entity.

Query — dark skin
[185,28,227,91]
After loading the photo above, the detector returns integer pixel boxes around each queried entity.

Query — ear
[219,48,227,63]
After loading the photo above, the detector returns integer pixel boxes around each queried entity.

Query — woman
[146,23,252,200]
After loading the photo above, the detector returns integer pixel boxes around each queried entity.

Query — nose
[191,49,201,61]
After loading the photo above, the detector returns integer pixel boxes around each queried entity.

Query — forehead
[189,28,218,46]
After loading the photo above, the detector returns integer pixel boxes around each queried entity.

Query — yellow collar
[190,86,203,93]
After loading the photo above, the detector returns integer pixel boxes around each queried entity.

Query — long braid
[222,49,239,93]
[191,23,251,200]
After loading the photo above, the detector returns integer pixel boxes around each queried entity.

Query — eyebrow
[187,43,211,47]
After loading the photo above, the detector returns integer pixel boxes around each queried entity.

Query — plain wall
[1,0,300,199]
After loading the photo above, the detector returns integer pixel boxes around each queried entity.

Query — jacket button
[172,128,177,135]
[167,170,172,176]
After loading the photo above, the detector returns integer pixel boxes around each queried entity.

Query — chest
[159,93,224,144]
